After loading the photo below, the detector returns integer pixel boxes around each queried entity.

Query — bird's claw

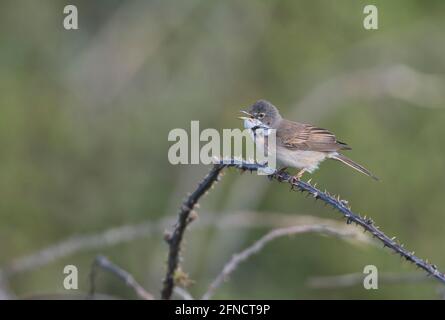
[289,175,301,185]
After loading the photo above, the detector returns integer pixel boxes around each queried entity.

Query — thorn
[163,230,172,243]
[187,211,199,223]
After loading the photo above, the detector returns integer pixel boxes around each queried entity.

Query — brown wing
[277,120,351,152]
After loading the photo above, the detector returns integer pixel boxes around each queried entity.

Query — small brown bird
[239,100,378,181]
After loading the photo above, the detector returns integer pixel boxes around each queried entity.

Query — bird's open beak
[238,110,252,120]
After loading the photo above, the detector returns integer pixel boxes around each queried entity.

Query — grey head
[247,100,282,128]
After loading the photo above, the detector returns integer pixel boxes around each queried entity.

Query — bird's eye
[258,113,265,119]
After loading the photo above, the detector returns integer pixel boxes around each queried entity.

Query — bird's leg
[277,167,288,174]
[290,169,306,184]
[272,167,288,181]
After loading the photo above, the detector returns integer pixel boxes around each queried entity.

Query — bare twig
[291,65,445,122]
[0,273,14,300]
[21,292,119,300]
[216,212,375,246]
[0,221,166,278]
[307,272,431,289]
[161,164,225,299]
[89,255,154,300]
[202,224,369,300]
[217,160,445,285]
[174,287,194,300]
[1,211,365,279]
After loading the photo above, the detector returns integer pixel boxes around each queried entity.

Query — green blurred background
[1,0,445,299]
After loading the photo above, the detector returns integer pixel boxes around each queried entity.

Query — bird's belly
[276,148,329,173]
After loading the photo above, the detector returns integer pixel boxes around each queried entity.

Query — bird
[238,99,378,181]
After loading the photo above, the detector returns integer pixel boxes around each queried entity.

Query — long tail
[330,153,379,181]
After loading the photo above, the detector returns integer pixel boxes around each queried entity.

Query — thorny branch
[4,158,440,299]
[89,255,154,300]
[161,164,225,299]
[163,158,444,299]
[307,272,431,289]
[215,159,445,286]
[202,224,369,300]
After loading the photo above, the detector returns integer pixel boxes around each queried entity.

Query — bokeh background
[1,0,445,299]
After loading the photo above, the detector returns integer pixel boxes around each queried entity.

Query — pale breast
[276,147,331,173]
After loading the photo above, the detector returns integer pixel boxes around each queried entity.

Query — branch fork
[161,159,445,299]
